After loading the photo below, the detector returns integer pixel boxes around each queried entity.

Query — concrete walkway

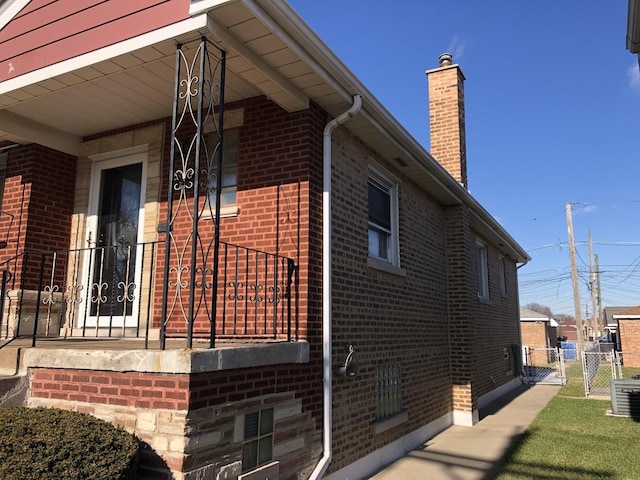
[370,383,560,480]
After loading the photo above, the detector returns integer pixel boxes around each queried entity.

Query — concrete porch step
[0,340,25,376]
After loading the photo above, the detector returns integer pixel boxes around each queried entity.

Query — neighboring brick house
[613,306,640,367]
[603,306,633,347]
[0,1,529,479]
[520,308,558,365]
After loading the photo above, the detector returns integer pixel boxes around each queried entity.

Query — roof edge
[0,0,29,31]
[252,0,529,261]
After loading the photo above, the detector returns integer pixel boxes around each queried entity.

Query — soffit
[0,0,419,167]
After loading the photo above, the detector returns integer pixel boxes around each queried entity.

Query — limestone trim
[22,340,310,374]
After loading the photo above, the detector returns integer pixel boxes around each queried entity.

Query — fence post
[582,350,589,397]
[286,259,295,342]
[31,253,46,347]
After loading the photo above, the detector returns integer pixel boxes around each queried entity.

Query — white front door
[84,151,146,329]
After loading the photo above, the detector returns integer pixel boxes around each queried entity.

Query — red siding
[0,0,190,82]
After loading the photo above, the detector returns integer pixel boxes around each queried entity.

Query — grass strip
[494,396,640,479]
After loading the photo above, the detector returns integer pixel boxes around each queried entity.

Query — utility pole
[596,253,604,338]
[566,202,584,346]
[589,231,598,339]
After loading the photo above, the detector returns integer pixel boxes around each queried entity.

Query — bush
[0,406,139,480]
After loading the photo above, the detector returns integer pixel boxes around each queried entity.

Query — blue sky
[288,1,640,317]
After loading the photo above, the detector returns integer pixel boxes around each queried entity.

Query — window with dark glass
[242,408,274,472]
[499,256,507,296]
[476,242,489,300]
[368,176,392,261]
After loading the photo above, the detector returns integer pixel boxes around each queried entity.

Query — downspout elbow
[323,94,362,138]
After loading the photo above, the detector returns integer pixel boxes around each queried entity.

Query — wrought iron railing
[0,242,296,349]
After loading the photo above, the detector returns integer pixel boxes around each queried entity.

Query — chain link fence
[582,345,615,398]
[521,341,640,399]
[522,347,565,385]
[543,342,640,399]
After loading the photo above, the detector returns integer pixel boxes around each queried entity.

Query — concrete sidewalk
[370,383,560,480]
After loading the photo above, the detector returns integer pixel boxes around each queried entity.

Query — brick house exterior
[520,307,558,366]
[0,1,529,479]
[614,306,640,367]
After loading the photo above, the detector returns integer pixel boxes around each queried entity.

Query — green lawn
[494,396,640,480]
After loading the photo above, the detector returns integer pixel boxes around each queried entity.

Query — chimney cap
[438,53,453,67]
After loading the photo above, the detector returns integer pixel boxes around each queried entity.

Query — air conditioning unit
[610,379,640,418]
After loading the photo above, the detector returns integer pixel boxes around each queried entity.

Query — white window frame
[476,241,489,300]
[499,256,507,297]
[367,165,400,267]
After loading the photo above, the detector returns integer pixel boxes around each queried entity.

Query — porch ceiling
[1,2,343,147]
[0,1,389,166]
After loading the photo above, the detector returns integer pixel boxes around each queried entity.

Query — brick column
[444,204,478,425]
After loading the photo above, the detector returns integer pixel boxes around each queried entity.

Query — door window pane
[91,163,142,317]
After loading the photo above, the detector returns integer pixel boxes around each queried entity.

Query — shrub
[0,406,139,480]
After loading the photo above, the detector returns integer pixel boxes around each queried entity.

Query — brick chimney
[426,53,467,189]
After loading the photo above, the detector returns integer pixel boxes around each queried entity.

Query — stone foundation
[2,289,62,338]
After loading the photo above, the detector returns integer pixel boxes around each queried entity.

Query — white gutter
[309,94,362,480]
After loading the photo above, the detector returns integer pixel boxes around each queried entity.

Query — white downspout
[309,94,362,480]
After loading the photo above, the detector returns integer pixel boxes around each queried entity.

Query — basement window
[375,364,403,420]
[373,364,407,434]
[242,408,274,472]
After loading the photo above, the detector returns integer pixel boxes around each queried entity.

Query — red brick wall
[0,145,77,287]
[471,238,521,399]
[618,319,640,367]
[329,128,452,473]
[328,122,523,473]
[427,59,521,405]
[30,365,329,412]
[144,97,325,344]
[444,204,476,413]
[521,322,547,349]
[521,322,549,365]
[78,96,327,466]
[30,366,322,479]
[30,369,189,410]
